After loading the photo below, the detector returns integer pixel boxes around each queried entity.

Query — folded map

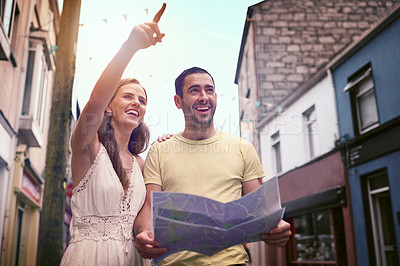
[151,176,285,264]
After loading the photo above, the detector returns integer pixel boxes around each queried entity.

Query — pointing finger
[143,22,163,43]
[153,3,166,23]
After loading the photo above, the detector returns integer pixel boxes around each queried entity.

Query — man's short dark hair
[175,67,215,97]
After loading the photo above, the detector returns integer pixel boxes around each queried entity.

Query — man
[134,67,291,265]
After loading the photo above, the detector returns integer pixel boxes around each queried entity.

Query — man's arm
[242,178,261,195]
[134,184,168,259]
[242,179,292,247]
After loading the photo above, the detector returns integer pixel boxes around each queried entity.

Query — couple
[61,3,291,266]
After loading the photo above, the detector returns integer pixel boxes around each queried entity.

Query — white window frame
[366,172,398,266]
[303,105,317,159]
[271,131,282,174]
[354,76,379,133]
[344,67,379,134]
[21,39,49,132]
[19,38,51,147]
[0,0,15,37]
[0,0,16,60]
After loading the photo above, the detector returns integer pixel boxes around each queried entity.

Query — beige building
[0,0,60,265]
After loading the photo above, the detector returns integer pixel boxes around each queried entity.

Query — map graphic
[151,177,285,264]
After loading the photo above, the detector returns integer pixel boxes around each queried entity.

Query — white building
[258,74,339,178]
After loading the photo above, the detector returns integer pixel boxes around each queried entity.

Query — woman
[60,4,166,265]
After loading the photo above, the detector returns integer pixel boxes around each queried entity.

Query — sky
[68,0,261,147]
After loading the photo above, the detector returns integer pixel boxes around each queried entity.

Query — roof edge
[234,7,254,84]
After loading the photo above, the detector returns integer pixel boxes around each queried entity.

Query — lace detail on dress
[121,156,136,213]
[70,214,135,244]
[72,145,107,195]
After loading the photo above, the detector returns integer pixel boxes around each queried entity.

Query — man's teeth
[196,107,209,111]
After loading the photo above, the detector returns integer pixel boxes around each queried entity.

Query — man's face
[176,73,217,128]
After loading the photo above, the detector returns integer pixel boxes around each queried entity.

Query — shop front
[4,145,43,266]
[277,151,356,266]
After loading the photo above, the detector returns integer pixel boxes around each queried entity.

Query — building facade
[235,0,399,157]
[256,73,356,265]
[0,0,60,265]
[235,0,400,265]
[331,4,400,265]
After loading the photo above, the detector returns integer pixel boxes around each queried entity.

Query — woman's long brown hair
[97,78,150,190]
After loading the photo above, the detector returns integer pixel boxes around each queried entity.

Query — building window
[271,131,282,174]
[344,65,379,135]
[288,208,346,265]
[19,38,50,147]
[0,0,18,61]
[363,170,399,265]
[303,105,317,159]
[21,39,49,131]
[1,0,15,37]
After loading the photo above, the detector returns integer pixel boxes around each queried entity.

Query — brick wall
[250,0,398,114]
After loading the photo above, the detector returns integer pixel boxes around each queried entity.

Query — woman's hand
[150,134,174,145]
[157,134,174,142]
[126,3,166,51]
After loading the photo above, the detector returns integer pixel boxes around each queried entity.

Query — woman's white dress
[60,145,148,266]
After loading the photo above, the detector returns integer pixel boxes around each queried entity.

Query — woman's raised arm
[71,3,166,152]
